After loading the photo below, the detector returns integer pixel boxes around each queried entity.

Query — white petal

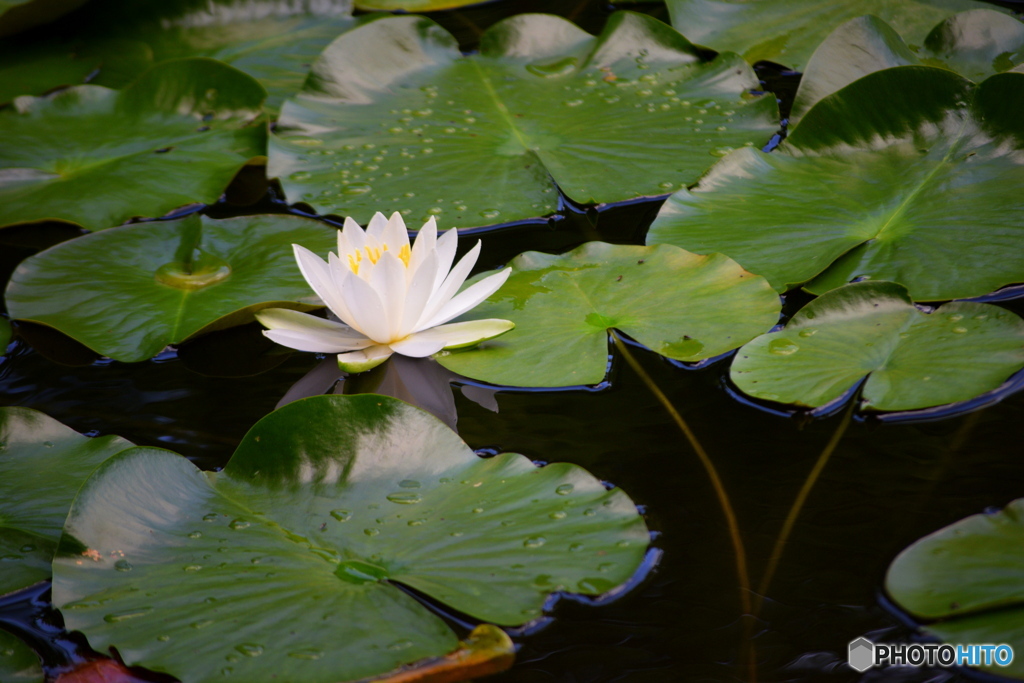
[340,269,391,343]
[369,251,408,339]
[415,240,480,329]
[366,212,389,240]
[407,217,436,279]
[325,252,358,323]
[263,328,374,353]
[336,344,393,373]
[432,226,458,293]
[421,266,511,329]
[381,212,409,253]
[387,336,447,358]
[401,318,514,352]
[255,308,366,341]
[292,244,349,319]
[400,249,438,335]
[341,217,366,253]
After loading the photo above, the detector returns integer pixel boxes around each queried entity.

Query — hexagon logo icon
[848,637,875,672]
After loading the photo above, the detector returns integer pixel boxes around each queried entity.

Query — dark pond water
[2,1,1024,682]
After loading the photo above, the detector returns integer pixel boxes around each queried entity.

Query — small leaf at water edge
[730,282,1024,411]
[791,11,1024,121]
[648,67,1024,301]
[886,497,1024,678]
[0,629,42,683]
[665,0,1004,71]
[435,242,780,388]
[5,214,337,362]
[0,317,11,352]
[268,11,778,228]
[53,394,649,683]
[0,407,135,597]
[0,58,266,231]
[0,0,360,113]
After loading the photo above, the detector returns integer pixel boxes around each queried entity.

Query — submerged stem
[754,401,855,612]
[610,330,752,614]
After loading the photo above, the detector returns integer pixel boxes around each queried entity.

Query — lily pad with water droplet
[886,497,1024,678]
[665,0,1004,71]
[268,11,778,228]
[435,241,780,387]
[730,282,1024,411]
[0,630,42,683]
[0,58,266,231]
[5,214,336,362]
[52,394,648,683]
[0,407,135,597]
[648,67,1024,301]
[790,11,1024,122]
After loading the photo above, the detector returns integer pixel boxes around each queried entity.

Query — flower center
[346,243,411,275]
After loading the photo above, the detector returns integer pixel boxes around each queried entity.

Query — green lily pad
[647,67,1024,301]
[791,11,1024,121]
[0,630,42,683]
[53,394,648,683]
[5,214,337,362]
[665,0,1002,71]
[434,242,780,387]
[0,0,87,37]
[0,58,266,231]
[268,11,778,228]
[730,282,1024,411]
[0,0,361,113]
[886,497,1024,678]
[0,407,135,597]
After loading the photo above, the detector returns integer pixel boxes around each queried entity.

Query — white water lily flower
[255,211,514,373]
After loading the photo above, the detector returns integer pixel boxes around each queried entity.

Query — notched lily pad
[268,11,778,228]
[0,407,135,597]
[0,629,42,683]
[791,10,1024,121]
[435,242,780,387]
[886,497,1024,678]
[0,0,361,113]
[0,58,266,231]
[730,282,1024,411]
[53,394,649,683]
[665,0,1003,71]
[5,214,337,362]
[648,67,1024,301]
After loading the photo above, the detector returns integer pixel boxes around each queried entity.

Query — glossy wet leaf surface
[0,0,359,113]
[665,0,1001,70]
[0,407,134,596]
[791,11,1024,121]
[268,11,778,228]
[731,282,1024,411]
[0,58,265,231]
[5,214,336,362]
[0,629,42,683]
[436,242,780,387]
[648,67,1024,301]
[53,395,648,683]
[886,497,1024,678]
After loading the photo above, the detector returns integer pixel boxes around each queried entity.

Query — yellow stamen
[398,244,411,267]
[347,251,362,275]
[344,242,411,274]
